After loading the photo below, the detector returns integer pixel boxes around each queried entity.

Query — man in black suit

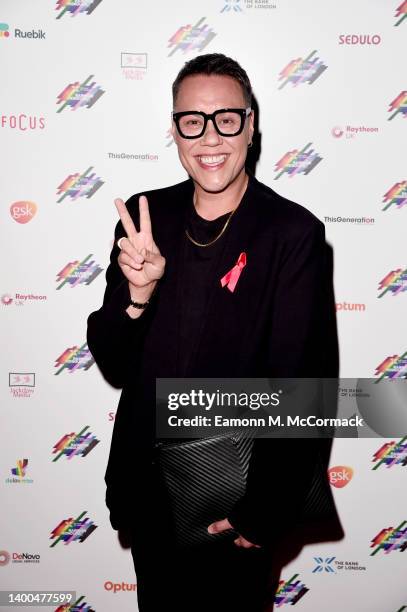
[87,53,337,611]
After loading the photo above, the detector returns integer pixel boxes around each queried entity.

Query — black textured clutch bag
[154,433,337,549]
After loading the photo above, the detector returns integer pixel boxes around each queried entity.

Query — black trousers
[129,465,276,612]
[131,536,275,612]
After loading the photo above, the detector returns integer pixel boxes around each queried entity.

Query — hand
[114,195,166,292]
[207,518,261,549]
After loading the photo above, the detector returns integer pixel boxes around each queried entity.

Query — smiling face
[172,74,254,195]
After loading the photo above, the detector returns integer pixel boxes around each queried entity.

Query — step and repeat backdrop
[1,1,406,611]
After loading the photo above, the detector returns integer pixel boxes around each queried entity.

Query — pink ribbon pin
[220,252,247,293]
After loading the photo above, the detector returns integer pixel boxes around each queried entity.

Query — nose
[201,118,222,146]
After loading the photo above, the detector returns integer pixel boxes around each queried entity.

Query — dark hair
[172,53,252,107]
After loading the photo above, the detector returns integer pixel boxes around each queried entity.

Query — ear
[248,110,255,144]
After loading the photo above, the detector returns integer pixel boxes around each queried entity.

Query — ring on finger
[117,237,126,250]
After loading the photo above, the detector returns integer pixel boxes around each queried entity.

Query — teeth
[199,155,226,164]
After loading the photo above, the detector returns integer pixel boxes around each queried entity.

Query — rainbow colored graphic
[168,17,216,57]
[383,181,407,211]
[371,521,407,555]
[372,437,407,470]
[278,50,327,89]
[57,76,105,113]
[275,574,309,607]
[388,91,407,121]
[375,352,407,381]
[54,343,95,375]
[395,1,407,26]
[50,511,97,547]
[56,255,103,289]
[57,167,104,203]
[55,594,95,612]
[11,459,28,477]
[52,426,99,461]
[378,268,407,297]
[56,0,103,19]
[275,142,322,179]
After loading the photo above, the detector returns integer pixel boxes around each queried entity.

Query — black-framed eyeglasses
[172,107,252,139]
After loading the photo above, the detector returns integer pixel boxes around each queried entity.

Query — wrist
[129,282,157,303]
[125,282,157,320]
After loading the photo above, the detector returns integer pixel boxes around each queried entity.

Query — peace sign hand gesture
[114,196,165,315]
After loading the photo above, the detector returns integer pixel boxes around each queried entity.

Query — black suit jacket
[87,171,338,545]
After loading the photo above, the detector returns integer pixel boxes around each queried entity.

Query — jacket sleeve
[228,220,338,546]
[86,202,156,388]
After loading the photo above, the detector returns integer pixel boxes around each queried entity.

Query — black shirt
[178,202,232,376]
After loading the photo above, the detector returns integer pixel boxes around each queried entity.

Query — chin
[191,169,241,194]
[197,179,231,194]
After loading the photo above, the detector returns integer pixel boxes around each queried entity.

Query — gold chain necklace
[185,197,239,248]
